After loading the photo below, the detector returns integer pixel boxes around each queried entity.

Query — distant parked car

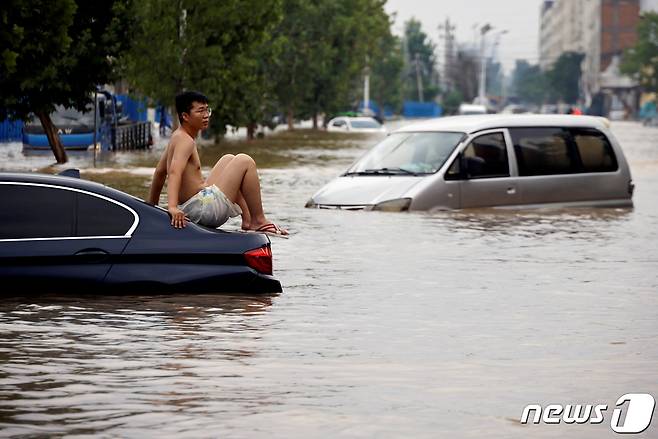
[306,114,633,211]
[327,116,386,133]
[458,103,488,115]
[540,104,558,114]
[501,104,531,114]
[0,171,281,293]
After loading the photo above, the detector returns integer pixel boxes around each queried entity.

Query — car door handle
[506,187,516,195]
[74,249,110,263]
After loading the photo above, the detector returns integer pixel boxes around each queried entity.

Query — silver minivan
[306,115,634,211]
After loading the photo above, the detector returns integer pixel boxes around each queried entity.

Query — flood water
[1,121,657,438]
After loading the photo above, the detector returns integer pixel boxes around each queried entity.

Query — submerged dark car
[0,171,282,294]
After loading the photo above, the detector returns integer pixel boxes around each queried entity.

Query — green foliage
[546,51,584,103]
[122,0,282,135]
[1,0,133,120]
[511,53,584,105]
[511,60,547,105]
[442,89,463,115]
[269,0,396,122]
[370,34,404,113]
[403,18,439,102]
[621,12,658,94]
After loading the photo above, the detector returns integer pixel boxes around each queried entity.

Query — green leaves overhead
[0,0,133,119]
[621,12,658,94]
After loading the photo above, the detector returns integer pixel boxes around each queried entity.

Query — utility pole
[438,18,456,94]
[414,53,424,102]
[478,23,492,105]
[363,63,370,114]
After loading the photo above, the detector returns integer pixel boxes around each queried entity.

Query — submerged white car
[306,115,634,211]
[326,116,386,133]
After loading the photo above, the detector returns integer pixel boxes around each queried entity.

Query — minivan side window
[461,132,509,179]
[76,193,134,237]
[332,119,346,127]
[510,128,579,176]
[0,184,75,239]
[571,128,618,172]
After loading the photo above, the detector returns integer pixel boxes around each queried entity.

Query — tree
[269,0,395,129]
[122,0,282,138]
[304,0,394,126]
[369,33,404,115]
[546,51,584,103]
[1,0,134,163]
[511,60,547,105]
[449,47,479,103]
[402,18,439,102]
[621,11,658,94]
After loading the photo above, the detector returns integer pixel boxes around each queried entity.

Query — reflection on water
[0,121,657,438]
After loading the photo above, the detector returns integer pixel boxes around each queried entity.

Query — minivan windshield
[345,132,465,175]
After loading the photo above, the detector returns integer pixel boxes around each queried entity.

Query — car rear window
[510,128,579,176]
[0,184,75,239]
[76,193,134,236]
[571,128,618,172]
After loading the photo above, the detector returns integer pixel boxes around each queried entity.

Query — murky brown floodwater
[1,121,657,438]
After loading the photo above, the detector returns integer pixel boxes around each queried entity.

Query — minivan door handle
[506,187,516,195]
[74,248,110,263]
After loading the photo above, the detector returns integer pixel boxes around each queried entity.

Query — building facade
[539,0,587,71]
[540,0,646,116]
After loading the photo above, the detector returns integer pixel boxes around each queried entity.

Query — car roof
[394,114,609,134]
[0,172,141,204]
[331,116,378,122]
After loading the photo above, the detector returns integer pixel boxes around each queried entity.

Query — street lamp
[477,23,492,105]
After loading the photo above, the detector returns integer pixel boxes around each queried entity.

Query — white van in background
[458,104,488,115]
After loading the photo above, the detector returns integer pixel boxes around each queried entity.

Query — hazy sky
[384,0,545,74]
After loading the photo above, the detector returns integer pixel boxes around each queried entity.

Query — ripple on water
[1,122,657,438]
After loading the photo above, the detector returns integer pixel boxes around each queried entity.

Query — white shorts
[179,185,242,227]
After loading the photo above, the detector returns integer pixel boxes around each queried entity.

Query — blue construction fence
[115,94,148,122]
[0,119,23,142]
[1,95,151,142]
[402,101,442,118]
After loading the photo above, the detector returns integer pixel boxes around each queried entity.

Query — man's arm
[167,137,195,228]
[147,150,168,205]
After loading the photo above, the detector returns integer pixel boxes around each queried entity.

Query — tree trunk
[246,123,256,140]
[287,107,294,130]
[36,110,67,164]
[312,111,318,129]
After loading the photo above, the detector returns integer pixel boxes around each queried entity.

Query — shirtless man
[147,91,287,236]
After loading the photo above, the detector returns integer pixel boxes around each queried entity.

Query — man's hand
[168,207,189,229]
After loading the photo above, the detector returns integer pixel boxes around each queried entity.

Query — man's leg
[206,153,287,234]
[206,154,252,229]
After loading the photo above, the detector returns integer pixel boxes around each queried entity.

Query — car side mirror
[461,156,485,179]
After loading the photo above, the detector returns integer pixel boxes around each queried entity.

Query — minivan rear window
[510,128,578,176]
[571,128,618,172]
[510,127,617,176]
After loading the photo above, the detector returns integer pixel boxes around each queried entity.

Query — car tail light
[244,245,273,275]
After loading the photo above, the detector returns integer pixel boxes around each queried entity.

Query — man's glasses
[193,107,212,117]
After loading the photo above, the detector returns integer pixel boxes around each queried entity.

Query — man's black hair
[175,91,208,123]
